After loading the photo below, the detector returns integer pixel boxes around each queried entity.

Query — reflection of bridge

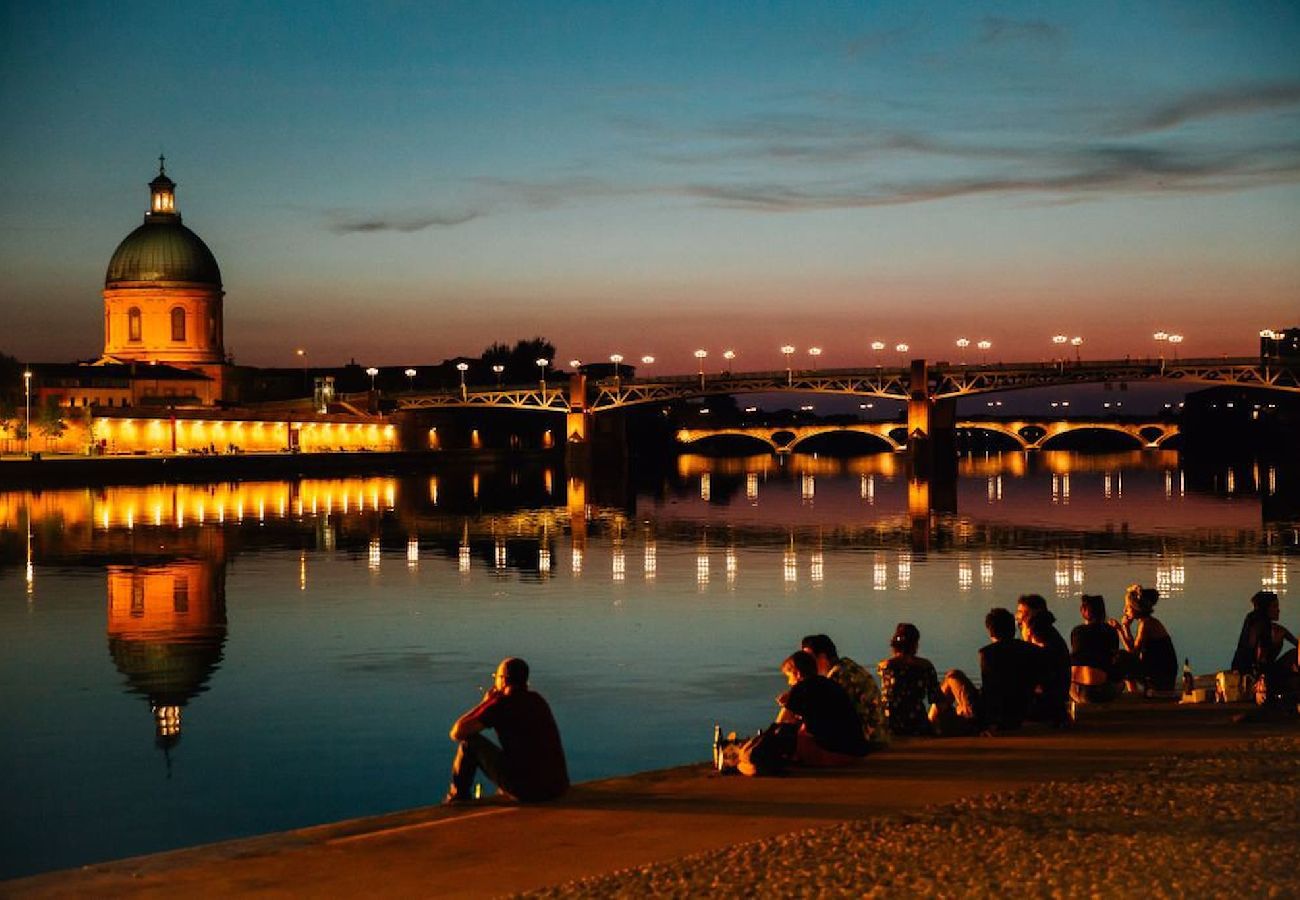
[397,357,1299,413]
[677,418,1180,452]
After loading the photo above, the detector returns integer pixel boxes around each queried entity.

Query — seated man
[445,657,569,803]
[980,607,1045,733]
[776,650,870,766]
[801,633,886,746]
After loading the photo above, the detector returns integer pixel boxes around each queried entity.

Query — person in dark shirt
[445,657,569,803]
[1026,610,1072,726]
[777,650,869,765]
[1070,594,1120,704]
[877,622,944,736]
[979,607,1045,732]
[1231,591,1299,703]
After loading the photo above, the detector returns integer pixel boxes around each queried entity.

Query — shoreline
[6,699,1296,898]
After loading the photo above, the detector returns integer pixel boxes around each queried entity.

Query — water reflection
[107,556,227,758]
[1,450,1298,878]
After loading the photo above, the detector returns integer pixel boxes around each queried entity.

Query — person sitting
[1231,590,1299,703]
[445,657,569,804]
[776,650,870,766]
[1015,593,1050,641]
[979,607,1045,733]
[1070,594,1119,704]
[801,633,886,747]
[1026,611,1072,726]
[931,669,982,737]
[1110,585,1178,694]
[877,623,943,736]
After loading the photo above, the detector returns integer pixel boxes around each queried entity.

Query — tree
[479,337,558,383]
[36,397,66,448]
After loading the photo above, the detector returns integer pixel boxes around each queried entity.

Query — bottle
[1182,658,1194,695]
[712,724,722,771]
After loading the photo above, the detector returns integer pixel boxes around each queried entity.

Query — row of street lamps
[345,328,1191,400]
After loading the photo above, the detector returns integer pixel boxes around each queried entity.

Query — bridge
[675,418,1180,453]
[394,356,1295,464]
[397,357,1298,414]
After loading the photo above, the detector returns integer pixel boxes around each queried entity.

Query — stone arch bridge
[675,419,1180,453]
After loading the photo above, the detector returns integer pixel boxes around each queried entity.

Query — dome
[106,218,223,287]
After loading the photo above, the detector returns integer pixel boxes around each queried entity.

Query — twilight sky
[2,1,1298,369]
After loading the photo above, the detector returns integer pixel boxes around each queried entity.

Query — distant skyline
[2,1,1298,369]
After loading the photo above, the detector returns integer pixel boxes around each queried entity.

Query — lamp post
[694,349,708,389]
[366,366,379,391]
[296,347,308,394]
[1153,331,1169,372]
[977,340,992,364]
[807,346,822,373]
[1167,333,1183,360]
[1070,336,1083,363]
[955,337,970,365]
[722,349,735,374]
[492,363,505,387]
[895,343,909,366]
[23,369,32,458]
[404,368,417,391]
[870,341,885,376]
[536,358,550,392]
[781,345,795,385]
[1051,334,1067,370]
[640,354,655,367]
[610,353,623,381]
[456,362,469,399]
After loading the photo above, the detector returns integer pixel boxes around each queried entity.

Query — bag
[735,723,796,777]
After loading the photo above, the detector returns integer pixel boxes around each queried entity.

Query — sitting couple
[741,635,882,774]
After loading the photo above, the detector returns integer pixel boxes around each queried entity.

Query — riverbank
[5,700,1295,898]
[0,448,560,488]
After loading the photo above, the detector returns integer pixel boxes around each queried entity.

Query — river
[0,449,1295,877]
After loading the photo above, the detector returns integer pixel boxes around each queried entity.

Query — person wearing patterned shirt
[877,623,943,736]
[801,633,887,747]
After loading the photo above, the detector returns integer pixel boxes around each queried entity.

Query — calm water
[1,450,1296,878]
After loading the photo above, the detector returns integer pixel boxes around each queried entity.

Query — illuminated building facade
[100,158,230,401]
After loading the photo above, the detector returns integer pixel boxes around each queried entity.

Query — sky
[2,1,1298,370]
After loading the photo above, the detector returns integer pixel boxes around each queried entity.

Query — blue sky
[2,1,1298,368]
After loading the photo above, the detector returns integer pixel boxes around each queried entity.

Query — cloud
[979,17,1065,46]
[1124,82,1300,133]
[678,142,1300,211]
[327,210,481,234]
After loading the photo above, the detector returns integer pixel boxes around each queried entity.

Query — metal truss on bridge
[395,357,1298,413]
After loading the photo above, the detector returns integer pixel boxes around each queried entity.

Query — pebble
[523,736,1300,898]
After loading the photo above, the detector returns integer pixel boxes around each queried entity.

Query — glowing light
[368,538,381,572]
[571,547,583,576]
[495,539,507,570]
[746,472,759,500]
[958,559,973,592]
[980,555,994,588]
[873,553,888,591]
[810,551,824,583]
[896,552,911,591]
[538,544,552,573]
[726,547,738,585]
[700,473,711,502]
[644,542,656,579]
[459,543,471,574]
[783,547,798,584]
[801,474,815,502]
[407,536,419,569]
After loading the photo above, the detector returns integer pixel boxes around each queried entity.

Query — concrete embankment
[5,700,1295,898]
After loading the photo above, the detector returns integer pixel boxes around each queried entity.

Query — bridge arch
[1039,423,1147,451]
[676,429,778,454]
[787,426,898,454]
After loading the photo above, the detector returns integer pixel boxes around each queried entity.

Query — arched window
[128,307,142,342]
[171,307,186,341]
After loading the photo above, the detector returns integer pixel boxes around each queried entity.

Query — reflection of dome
[105,220,222,287]
[107,634,227,707]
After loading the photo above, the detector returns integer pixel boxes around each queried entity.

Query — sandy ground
[5,700,1296,899]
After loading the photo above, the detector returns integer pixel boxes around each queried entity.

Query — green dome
[106,218,223,287]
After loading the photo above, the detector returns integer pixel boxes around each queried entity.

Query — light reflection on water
[0,450,1295,878]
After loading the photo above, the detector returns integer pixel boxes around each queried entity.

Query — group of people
[439,590,1298,802]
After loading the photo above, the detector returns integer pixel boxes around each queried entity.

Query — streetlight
[296,347,309,393]
[781,345,796,385]
[1070,336,1083,363]
[640,355,655,366]
[610,353,624,380]
[366,366,379,391]
[404,368,417,391]
[23,369,32,458]
[977,340,992,364]
[456,362,469,398]
[895,343,909,366]
[1051,334,1068,370]
[956,337,970,364]
[807,346,822,372]
[1153,331,1169,371]
[722,349,735,373]
[1167,333,1184,360]
[694,349,708,389]
[492,363,505,387]
[536,358,550,392]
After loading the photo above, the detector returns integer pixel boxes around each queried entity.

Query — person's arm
[1109,616,1136,653]
[449,689,500,741]
[1276,623,1298,647]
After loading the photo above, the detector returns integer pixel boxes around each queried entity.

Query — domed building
[101,158,229,400]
